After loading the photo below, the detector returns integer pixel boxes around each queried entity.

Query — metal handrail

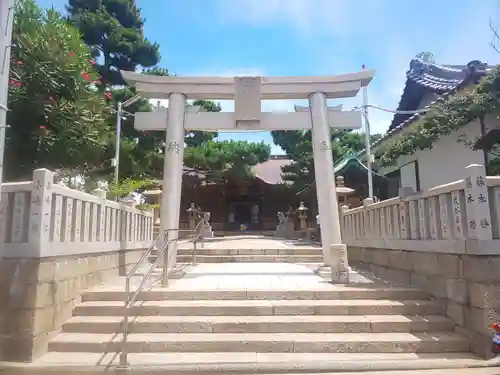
[118,220,204,368]
[162,219,205,286]
[126,228,181,278]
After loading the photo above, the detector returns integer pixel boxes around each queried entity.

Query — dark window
[385,169,401,198]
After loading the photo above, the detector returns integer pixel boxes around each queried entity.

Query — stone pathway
[178,234,321,250]
[106,235,359,290]
[166,262,373,290]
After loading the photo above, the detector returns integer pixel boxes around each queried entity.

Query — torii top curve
[121,69,375,101]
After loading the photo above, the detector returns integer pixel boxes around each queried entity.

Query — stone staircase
[26,284,492,373]
[176,247,324,263]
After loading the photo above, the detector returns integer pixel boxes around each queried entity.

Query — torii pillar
[122,70,375,284]
[309,93,346,280]
[161,92,186,282]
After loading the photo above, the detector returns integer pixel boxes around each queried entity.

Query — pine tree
[66,0,160,87]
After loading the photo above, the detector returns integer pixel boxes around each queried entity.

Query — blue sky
[37,0,500,154]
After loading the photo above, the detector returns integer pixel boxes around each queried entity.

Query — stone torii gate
[122,70,375,283]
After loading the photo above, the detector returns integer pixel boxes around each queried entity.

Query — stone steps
[177,254,324,263]
[81,287,429,301]
[5,352,497,375]
[149,248,324,265]
[62,315,454,334]
[48,332,469,353]
[37,264,484,372]
[73,299,443,316]
[176,248,322,256]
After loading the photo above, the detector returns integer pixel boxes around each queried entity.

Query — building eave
[356,58,492,162]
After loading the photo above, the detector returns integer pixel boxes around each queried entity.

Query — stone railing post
[341,205,350,240]
[398,199,410,239]
[120,195,137,243]
[464,164,492,240]
[28,169,54,257]
[362,198,373,238]
[438,192,453,240]
[92,188,107,242]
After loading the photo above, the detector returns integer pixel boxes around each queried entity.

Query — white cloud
[364,1,500,134]
[216,0,382,37]
[214,0,500,137]
[150,0,500,141]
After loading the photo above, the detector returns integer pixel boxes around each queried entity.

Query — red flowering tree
[4,0,110,181]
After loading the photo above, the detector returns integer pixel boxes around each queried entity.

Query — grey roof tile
[354,58,492,159]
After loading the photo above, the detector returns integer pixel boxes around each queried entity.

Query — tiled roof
[388,58,490,132]
[252,156,292,185]
[406,59,472,92]
[354,58,491,158]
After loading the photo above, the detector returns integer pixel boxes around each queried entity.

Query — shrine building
[144,154,387,232]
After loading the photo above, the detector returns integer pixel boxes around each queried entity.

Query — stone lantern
[296,201,308,231]
[121,193,136,208]
[335,176,355,206]
[143,188,162,225]
[186,203,199,230]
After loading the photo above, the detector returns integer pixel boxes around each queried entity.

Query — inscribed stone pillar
[161,93,186,280]
[309,92,349,283]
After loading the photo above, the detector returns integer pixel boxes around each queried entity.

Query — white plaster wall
[378,120,485,191]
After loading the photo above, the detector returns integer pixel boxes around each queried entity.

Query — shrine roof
[152,157,292,187]
[296,155,387,195]
[334,154,386,178]
[252,156,292,185]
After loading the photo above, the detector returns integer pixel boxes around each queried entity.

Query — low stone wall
[0,248,144,362]
[348,246,500,359]
[0,168,154,362]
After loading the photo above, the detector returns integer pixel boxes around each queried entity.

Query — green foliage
[99,86,165,181]
[66,0,160,86]
[107,177,155,199]
[64,8,224,181]
[141,68,219,147]
[5,0,109,181]
[184,140,271,182]
[143,67,171,76]
[136,203,159,211]
[271,130,381,189]
[415,52,435,63]
[377,66,500,167]
[185,100,220,147]
[97,68,221,181]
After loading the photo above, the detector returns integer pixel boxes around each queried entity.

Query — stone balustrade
[0,169,154,362]
[341,163,500,359]
[0,169,154,258]
[342,163,500,254]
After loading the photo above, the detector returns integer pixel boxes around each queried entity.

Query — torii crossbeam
[122,70,375,284]
[134,107,361,131]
